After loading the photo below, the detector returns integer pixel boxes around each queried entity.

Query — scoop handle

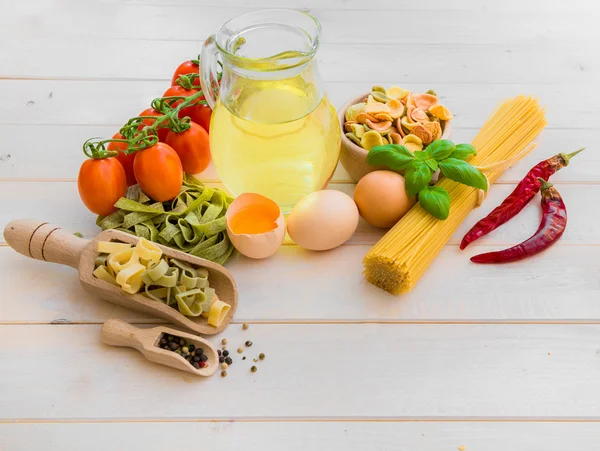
[101,318,154,351]
[3,219,88,269]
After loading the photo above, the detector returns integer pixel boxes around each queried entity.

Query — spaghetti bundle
[363,96,547,294]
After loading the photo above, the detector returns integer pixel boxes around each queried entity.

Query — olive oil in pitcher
[200,10,341,211]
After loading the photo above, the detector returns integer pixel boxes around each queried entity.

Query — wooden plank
[1,244,598,323]
[0,124,594,183]
[1,38,595,84]
[2,422,600,450]
[2,324,600,419]
[1,181,596,244]
[3,80,598,130]
[5,2,598,45]
[116,0,600,13]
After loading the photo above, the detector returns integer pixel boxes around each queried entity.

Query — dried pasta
[93,238,230,326]
[363,96,547,294]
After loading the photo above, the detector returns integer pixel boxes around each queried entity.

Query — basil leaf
[428,140,456,161]
[449,143,477,160]
[439,158,488,191]
[425,158,438,171]
[404,161,433,196]
[366,144,415,170]
[418,186,450,220]
[414,150,430,160]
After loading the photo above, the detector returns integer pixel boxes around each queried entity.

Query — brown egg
[354,170,416,228]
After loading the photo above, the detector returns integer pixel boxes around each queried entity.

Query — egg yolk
[229,205,278,234]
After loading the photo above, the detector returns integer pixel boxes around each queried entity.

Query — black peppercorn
[200,354,208,362]
[188,344,195,352]
[169,342,179,351]
[222,350,230,357]
[245,340,253,347]
[242,356,246,360]
[217,350,222,356]
[219,356,225,363]
[192,362,200,369]
[193,356,200,362]
[159,338,167,346]
[225,357,233,365]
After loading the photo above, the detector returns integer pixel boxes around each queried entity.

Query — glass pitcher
[200,9,341,212]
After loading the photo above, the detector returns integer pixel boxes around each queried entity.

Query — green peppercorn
[250,366,257,373]
[259,353,265,360]
[179,338,185,346]
[175,350,182,355]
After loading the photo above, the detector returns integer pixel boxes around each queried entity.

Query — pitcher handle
[200,34,220,110]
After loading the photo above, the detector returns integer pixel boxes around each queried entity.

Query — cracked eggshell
[226,193,285,259]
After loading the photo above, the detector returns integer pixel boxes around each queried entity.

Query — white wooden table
[2,0,600,449]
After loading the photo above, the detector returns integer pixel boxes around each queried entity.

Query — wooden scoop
[3,219,238,335]
[101,318,218,376]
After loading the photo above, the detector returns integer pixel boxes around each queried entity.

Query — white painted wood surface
[1,0,599,448]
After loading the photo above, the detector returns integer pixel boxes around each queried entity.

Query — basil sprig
[365,140,487,220]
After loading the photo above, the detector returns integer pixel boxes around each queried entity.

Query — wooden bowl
[338,92,453,182]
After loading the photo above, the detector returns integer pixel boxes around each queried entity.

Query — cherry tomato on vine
[138,108,169,142]
[107,132,137,186]
[163,85,203,120]
[133,143,183,202]
[172,60,200,87]
[189,105,212,133]
[78,157,127,216]
[165,122,211,174]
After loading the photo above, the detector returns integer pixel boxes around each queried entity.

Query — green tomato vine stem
[82,68,220,160]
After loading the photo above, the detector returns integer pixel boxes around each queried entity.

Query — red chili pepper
[460,148,582,249]
[470,178,566,264]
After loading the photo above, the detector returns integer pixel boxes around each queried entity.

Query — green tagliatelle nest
[97,175,235,265]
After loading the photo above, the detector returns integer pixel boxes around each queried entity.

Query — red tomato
[163,85,202,120]
[133,143,183,202]
[78,157,127,216]
[165,122,211,174]
[172,60,200,87]
[189,104,212,133]
[107,132,137,186]
[138,108,169,142]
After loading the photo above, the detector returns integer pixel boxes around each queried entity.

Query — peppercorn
[250,365,257,373]
[242,357,246,360]
[219,356,225,363]
[221,362,229,370]
[259,353,265,360]
[200,354,208,362]
[192,362,200,369]
[225,357,233,365]
[242,322,249,330]
[217,350,222,356]
[221,370,227,377]
[179,338,185,346]
[199,361,207,368]
[167,335,174,341]
[169,342,179,351]
[159,337,167,346]
[188,344,195,352]
[237,347,243,354]
[222,350,230,357]
[245,340,252,347]
[175,350,182,355]
[185,355,192,361]
[192,356,199,362]
[182,347,189,354]
[221,338,228,345]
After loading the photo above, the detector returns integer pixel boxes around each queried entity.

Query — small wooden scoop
[101,318,218,376]
[3,219,238,335]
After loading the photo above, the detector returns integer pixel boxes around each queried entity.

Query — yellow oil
[209,82,341,211]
